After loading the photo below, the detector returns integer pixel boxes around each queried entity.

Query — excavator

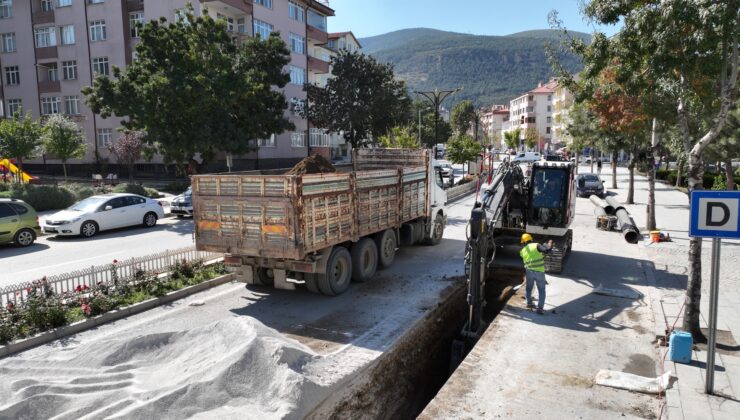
[459,157,576,341]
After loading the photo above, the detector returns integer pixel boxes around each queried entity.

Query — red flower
[75,285,82,292]
[112,259,118,264]
[82,284,89,291]
[15,291,20,295]
[25,287,31,293]
[6,302,14,311]
[81,303,91,316]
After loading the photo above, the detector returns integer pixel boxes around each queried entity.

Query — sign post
[689,191,740,395]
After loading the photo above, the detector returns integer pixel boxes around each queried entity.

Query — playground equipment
[0,159,38,183]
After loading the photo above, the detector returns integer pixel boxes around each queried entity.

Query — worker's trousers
[525,269,546,310]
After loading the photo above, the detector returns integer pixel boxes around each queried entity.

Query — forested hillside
[360,28,590,106]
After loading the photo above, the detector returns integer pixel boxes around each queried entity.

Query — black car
[576,173,605,198]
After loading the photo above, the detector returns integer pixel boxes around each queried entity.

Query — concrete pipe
[615,208,640,244]
[589,195,615,214]
[604,196,625,214]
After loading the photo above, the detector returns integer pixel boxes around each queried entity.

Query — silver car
[171,186,193,217]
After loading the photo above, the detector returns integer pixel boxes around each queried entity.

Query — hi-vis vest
[520,243,545,272]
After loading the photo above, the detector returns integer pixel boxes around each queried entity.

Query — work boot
[526,303,536,309]
[536,308,545,315]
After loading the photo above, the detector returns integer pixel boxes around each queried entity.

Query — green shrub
[64,183,96,200]
[163,181,190,194]
[144,187,163,198]
[0,183,10,192]
[12,185,76,211]
[655,169,670,181]
[113,183,148,196]
[712,174,727,190]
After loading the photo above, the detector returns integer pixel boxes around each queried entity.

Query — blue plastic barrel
[669,330,693,364]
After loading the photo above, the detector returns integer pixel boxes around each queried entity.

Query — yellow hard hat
[521,233,533,244]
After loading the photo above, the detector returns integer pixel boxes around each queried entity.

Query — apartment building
[550,81,573,148]
[502,78,559,152]
[479,104,509,149]
[0,0,338,171]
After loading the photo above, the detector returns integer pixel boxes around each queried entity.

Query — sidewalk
[604,167,740,420]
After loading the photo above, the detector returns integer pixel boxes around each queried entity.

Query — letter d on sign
[706,202,730,227]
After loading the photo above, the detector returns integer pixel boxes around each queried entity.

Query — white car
[512,151,541,163]
[434,160,454,177]
[42,193,165,238]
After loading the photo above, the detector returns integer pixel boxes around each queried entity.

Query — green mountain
[360,28,590,107]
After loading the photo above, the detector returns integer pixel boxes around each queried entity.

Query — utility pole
[414,88,462,146]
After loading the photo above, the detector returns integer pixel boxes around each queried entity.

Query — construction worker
[520,233,553,314]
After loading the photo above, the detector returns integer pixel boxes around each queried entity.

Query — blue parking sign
[689,191,740,239]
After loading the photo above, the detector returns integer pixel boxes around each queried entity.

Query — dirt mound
[286,155,336,175]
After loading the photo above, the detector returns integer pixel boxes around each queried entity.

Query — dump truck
[192,148,448,296]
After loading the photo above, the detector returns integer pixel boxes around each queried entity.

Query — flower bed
[0,260,226,344]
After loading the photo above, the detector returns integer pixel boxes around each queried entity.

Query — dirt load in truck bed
[285,155,336,175]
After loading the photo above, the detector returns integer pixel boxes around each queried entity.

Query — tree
[0,112,43,185]
[446,134,482,172]
[407,100,453,147]
[524,127,539,151]
[109,131,148,183]
[306,50,411,148]
[83,8,293,171]
[378,126,420,149]
[450,100,476,135]
[706,99,740,190]
[503,128,521,151]
[564,103,598,174]
[41,115,87,183]
[579,0,740,341]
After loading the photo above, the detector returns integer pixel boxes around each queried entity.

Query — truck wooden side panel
[193,149,431,263]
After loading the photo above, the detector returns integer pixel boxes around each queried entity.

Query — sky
[328,0,621,39]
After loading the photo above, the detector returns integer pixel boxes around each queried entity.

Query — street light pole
[414,88,462,146]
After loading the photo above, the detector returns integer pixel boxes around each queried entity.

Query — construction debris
[285,155,337,175]
[594,370,675,394]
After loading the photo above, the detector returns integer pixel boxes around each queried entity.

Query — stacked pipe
[588,195,640,244]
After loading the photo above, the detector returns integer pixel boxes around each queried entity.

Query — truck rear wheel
[317,246,352,296]
[254,267,275,287]
[351,238,378,283]
[375,229,397,269]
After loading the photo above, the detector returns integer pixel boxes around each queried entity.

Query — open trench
[309,268,523,419]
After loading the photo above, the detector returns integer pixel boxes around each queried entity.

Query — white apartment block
[503,79,559,153]
[479,104,509,149]
[0,0,340,172]
[551,81,574,148]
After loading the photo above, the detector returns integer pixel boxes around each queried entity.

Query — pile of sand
[285,155,336,175]
[0,318,331,419]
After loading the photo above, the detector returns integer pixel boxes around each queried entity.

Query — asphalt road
[0,216,195,288]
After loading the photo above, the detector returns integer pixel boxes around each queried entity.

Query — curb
[0,273,234,359]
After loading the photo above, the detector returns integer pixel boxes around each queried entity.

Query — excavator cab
[528,163,573,228]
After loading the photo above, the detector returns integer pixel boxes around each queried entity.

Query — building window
[64,95,79,115]
[92,57,109,76]
[253,19,272,40]
[1,33,15,53]
[89,0,104,4]
[62,60,77,79]
[291,132,305,147]
[41,0,53,11]
[547,105,551,112]
[257,134,275,147]
[97,128,112,147]
[236,17,247,34]
[289,33,305,54]
[130,12,144,38]
[46,63,59,81]
[546,127,551,134]
[0,0,12,19]
[547,94,552,101]
[34,27,57,47]
[216,13,234,32]
[307,9,326,31]
[60,24,75,45]
[288,0,304,22]
[289,65,305,85]
[58,0,72,7]
[41,96,61,115]
[546,116,551,123]
[4,65,19,85]
[7,99,21,116]
[89,20,106,41]
[254,0,271,8]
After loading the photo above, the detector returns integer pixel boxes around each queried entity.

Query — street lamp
[413,88,462,146]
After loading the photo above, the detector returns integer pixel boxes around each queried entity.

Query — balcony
[291,133,306,147]
[126,0,144,12]
[38,80,61,94]
[201,0,253,15]
[36,46,58,60]
[307,25,328,44]
[32,9,55,25]
[307,56,329,74]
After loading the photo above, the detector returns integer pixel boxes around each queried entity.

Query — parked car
[171,186,193,218]
[434,160,454,177]
[576,173,605,198]
[512,151,541,163]
[0,198,41,247]
[42,193,165,238]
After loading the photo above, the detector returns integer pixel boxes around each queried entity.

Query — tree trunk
[16,157,24,186]
[627,149,635,204]
[682,153,706,342]
[574,152,579,174]
[590,147,595,173]
[647,119,660,231]
[62,160,68,183]
[611,150,618,189]
[725,157,735,191]
[676,159,684,187]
